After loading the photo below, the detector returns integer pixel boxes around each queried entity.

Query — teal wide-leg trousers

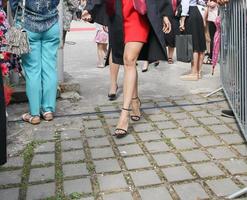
[22,22,60,116]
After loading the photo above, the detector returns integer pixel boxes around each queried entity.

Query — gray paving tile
[177,119,199,128]
[186,127,210,136]
[31,154,55,165]
[29,166,55,182]
[63,163,88,177]
[149,114,169,121]
[232,144,247,156]
[0,188,19,200]
[190,111,211,118]
[207,146,237,159]
[162,129,186,139]
[181,150,210,163]
[206,178,240,197]
[94,159,121,173]
[133,123,154,132]
[198,117,221,125]
[35,142,55,153]
[138,131,163,141]
[33,130,55,141]
[61,129,81,139]
[152,153,181,166]
[219,134,245,145]
[118,144,143,156]
[62,150,85,163]
[98,173,128,191]
[87,137,110,147]
[84,120,102,128]
[26,182,55,200]
[171,138,198,150]
[130,170,161,186]
[124,156,151,170]
[173,182,209,200]
[221,159,247,175]
[196,135,222,147]
[170,113,189,120]
[144,108,162,115]
[192,162,224,178]
[0,170,22,185]
[61,140,83,151]
[85,128,107,137]
[105,118,119,126]
[209,125,233,134]
[103,192,133,200]
[164,106,182,113]
[139,186,172,200]
[155,121,177,130]
[237,176,247,186]
[114,135,136,145]
[162,166,194,182]
[144,141,170,153]
[2,157,24,168]
[90,147,115,159]
[64,178,92,195]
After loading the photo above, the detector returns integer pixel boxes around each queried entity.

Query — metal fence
[221,0,247,141]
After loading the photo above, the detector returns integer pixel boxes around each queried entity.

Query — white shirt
[181,0,197,16]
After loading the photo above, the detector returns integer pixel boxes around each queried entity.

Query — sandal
[114,108,131,138]
[22,113,41,125]
[168,58,174,64]
[42,111,54,121]
[203,57,212,65]
[130,97,142,121]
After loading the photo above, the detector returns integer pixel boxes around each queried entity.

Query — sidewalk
[0,21,246,200]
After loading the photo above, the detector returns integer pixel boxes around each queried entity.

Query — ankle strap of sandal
[122,107,132,111]
[132,97,139,100]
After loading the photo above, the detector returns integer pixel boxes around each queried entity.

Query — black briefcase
[176,34,193,62]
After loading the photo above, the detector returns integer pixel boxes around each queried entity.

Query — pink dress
[212,16,221,74]
[94,23,108,44]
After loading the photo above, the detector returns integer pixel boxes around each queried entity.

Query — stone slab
[35,142,55,153]
[26,182,55,200]
[0,188,19,200]
[90,147,115,159]
[87,137,110,147]
[85,128,107,137]
[171,138,198,150]
[63,163,89,177]
[118,144,143,156]
[62,150,85,163]
[64,178,92,194]
[61,129,81,139]
[94,159,121,173]
[155,121,177,130]
[162,129,186,139]
[130,170,161,186]
[221,159,247,175]
[207,147,237,159]
[186,127,210,136]
[138,131,163,142]
[181,150,210,163]
[98,173,127,191]
[61,140,83,151]
[133,123,154,132]
[192,162,224,178]
[103,192,133,200]
[162,166,194,182]
[152,153,181,166]
[144,141,170,153]
[29,166,55,182]
[31,154,55,165]
[139,186,173,200]
[196,136,222,147]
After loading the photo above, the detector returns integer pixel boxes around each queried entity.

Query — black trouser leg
[208,21,217,59]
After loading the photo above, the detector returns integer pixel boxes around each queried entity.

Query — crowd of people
[0,0,230,165]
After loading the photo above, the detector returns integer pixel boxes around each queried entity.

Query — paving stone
[149,114,168,121]
[209,125,233,134]
[99,105,118,112]
[124,156,151,170]
[207,146,237,159]
[138,131,163,141]
[91,147,115,159]
[237,176,247,186]
[103,192,133,200]
[170,113,189,120]
[156,101,174,108]
[32,153,55,165]
[190,111,211,118]
[181,105,201,112]
[221,159,247,175]
[162,129,186,139]
[155,121,177,130]
[186,127,210,136]
[35,142,55,153]
[98,173,128,191]
[144,141,170,153]
[164,106,182,113]
[63,163,88,177]
[64,178,92,195]
[26,182,55,200]
[130,170,161,186]
[61,129,81,139]
[2,157,24,167]
[139,186,172,200]
[177,119,200,128]
[232,144,247,156]
[29,166,55,182]
[0,188,19,200]
[196,135,222,147]
[79,197,94,200]
[206,178,240,197]
[87,137,110,147]
[84,120,102,128]
[228,123,240,131]
[0,170,22,185]
[198,117,221,125]
[219,134,245,144]
[94,159,121,173]
[118,144,143,156]
[153,153,181,166]
[144,108,162,114]
[61,140,83,151]
[133,123,154,132]
[105,118,119,126]
[162,166,194,182]
[62,150,85,163]
[192,162,224,178]
[173,182,209,200]
[104,112,120,119]
[181,150,210,163]
[114,135,136,145]
[85,128,107,137]
[33,130,55,141]
[171,138,198,150]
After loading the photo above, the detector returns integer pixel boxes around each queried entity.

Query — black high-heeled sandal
[108,85,118,101]
[130,97,142,121]
[114,108,131,138]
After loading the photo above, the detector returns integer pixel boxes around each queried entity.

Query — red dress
[122,0,150,43]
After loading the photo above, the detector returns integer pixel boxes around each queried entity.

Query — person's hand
[179,17,186,32]
[217,0,229,5]
[81,10,92,22]
[162,16,171,34]
[103,26,108,33]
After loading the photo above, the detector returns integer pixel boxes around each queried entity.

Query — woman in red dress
[83,0,172,138]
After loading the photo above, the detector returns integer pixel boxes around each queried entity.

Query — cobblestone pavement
[1,93,247,200]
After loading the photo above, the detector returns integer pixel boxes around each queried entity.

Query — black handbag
[5,0,30,56]
[176,34,193,62]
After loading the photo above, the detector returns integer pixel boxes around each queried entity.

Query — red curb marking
[70,27,96,32]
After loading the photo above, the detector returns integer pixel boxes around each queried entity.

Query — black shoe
[221,110,234,118]
[154,61,160,67]
[113,108,131,138]
[108,85,118,101]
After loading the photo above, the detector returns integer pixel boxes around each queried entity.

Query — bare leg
[115,42,144,136]
[180,52,199,81]
[97,43,106,67]
[109,51,120,94]
[168,46,175,63]
[198,52,205,78]
[142,61,149,72]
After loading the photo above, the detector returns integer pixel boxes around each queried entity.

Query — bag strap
[13,0,26,27]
